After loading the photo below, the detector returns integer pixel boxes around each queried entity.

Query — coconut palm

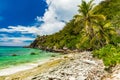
[74,0,111,49]
[95,21,116,45]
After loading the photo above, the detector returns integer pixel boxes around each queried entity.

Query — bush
[92,44,120,67]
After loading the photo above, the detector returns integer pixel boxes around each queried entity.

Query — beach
[0,51,107,80]
[0,0,120,80]
[0,58,51,76]
[0,51,120,80]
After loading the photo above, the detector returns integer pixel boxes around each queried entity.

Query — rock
[104,65,120,80]
[63,55,69,58]
[30,52,36,55]
[63,47,68,50]
[51,54,56,57]
[82,60,97,65]
[31,52,107,80]
[69,76,75,80]
[11,54,17,56]
[76,76,86,80]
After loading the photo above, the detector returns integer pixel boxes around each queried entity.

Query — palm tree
[95,21,116,45]
[74,0,112,49]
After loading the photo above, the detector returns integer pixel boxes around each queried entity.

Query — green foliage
[30,19,81,50]
[92,44,120,67]
[94,0,120,29]
[74,0,115,50]
[30,0,120,51]
[111,35,120,45]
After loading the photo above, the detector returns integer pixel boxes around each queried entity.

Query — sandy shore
[0,58,51,76]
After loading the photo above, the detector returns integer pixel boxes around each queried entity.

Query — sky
[0,0,103,46]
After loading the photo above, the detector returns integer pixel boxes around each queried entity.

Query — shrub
[92,44,120,67]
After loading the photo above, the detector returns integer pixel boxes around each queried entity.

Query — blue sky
[0,0,102,46]
[0,0,47,27]
[0,0,47,46]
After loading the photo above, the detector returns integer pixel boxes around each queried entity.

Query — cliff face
[30,0,120,51]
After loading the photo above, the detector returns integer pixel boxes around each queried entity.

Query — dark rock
[51,55,56,57]
[30,52,37,55]
[11,54,17,56]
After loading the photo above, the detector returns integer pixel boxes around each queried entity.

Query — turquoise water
[0,46,60,69]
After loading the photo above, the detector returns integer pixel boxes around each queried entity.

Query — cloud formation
[0,0,102,46]
[37,0,82,35]
[0,0,102,35]
[0,0,82,35]
[0,25,40,34]
[0,35,34,46]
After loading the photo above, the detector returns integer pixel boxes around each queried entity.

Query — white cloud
[0,36,34,46]
[36,0,82,35]
[0,25,40,34]
[46,0,81,21]
[0,36,34,41]
[0,41,30,46]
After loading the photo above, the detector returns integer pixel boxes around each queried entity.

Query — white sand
[0,59,51,76]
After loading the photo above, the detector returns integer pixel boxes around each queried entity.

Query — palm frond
[74,14,84,24]
[90,14,106,21]
[79,34,89,45]
[88,0,95,11]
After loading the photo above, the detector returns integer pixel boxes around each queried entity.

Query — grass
[92,44,120,68]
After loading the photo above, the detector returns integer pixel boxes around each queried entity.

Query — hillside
[30,19,81,50]
[94,0,120,29]
[30,0,120,51]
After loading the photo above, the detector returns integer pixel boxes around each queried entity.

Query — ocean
[0,46,60,69]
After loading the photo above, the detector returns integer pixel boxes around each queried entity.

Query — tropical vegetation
[30,0,120,67]
[92,44,120,68]
[30,0,119,50]
[74,0,116,50]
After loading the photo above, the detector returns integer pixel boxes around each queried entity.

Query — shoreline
[0,55,66,80]
[0,57,55,76]
[0,47,63,76]
[0,51,120,80]
[0,51,107,80]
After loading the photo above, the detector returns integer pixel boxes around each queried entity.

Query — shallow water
[0,46,60,69]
